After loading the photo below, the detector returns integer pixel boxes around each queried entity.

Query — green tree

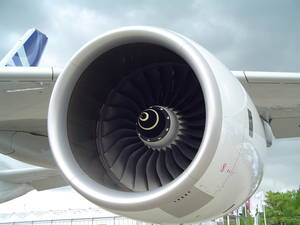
[265,190,300,225]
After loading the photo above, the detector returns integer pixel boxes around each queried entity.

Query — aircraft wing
[0,67,298,213]
[0,164,66,203]
[0,67,67,203]
[233,71,300,138]
[0,68,298,170]
[0,67,60,137]
[0,67,298,139]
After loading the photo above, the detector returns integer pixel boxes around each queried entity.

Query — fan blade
[179,128,204,139]
[131,72,155,106]
[120,146,146,190]
[177,134,201,150]
[160,65,176,105]
[144,67,162,104]
[171,144,191,170]
[146,151,161,190]
[156,151,173,185]
[109,91,142,113]
[180,119,205,128]
[102,137,139,166]
[102,105,138,122]
[118,79,147,109]
[110,142,143,180]
[101,119,135,136]
[134,148,152,191]
[165,148,183,178]
[175,140,197,161]
[168,66,189,107]
[101,132,138,153]
[179,98,205,115]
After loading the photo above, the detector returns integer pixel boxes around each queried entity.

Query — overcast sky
[0,0,300,214]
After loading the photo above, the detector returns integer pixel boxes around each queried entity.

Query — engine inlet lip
[48,26,222,211]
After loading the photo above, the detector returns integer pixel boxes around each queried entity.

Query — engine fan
[97,63,205,192]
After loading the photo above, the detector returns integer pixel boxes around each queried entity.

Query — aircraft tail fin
[0,28,48,67]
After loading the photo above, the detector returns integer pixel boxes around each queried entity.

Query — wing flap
[0,167,58,183]
[0,181,32,203]
[0,166,67,203]
[271,117,300,138]
[233,71,300,138]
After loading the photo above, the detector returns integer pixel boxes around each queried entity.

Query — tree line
[223,187,300,225]
[265,187,300,225]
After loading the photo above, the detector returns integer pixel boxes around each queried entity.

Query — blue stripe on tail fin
[23,29,48,66]
[0,28,48,67]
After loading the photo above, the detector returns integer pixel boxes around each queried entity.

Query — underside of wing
[233,71,300,138]
[0,67,62,168]
[0,166,66,203]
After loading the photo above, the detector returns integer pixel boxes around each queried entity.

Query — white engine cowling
[48,26,266,224]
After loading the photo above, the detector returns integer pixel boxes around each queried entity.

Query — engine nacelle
[48,27,266,224]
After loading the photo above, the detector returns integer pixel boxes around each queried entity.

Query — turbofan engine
[48,27,266,224]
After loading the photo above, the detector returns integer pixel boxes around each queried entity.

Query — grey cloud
[260,138,300,191]
[1,0,300,70]
[0,1,50,31]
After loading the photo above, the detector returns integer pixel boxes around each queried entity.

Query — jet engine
[48,27,266,224]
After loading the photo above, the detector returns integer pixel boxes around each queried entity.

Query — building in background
[0,208,141,225]
[0,189,266,225]
[0,208,222,225]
